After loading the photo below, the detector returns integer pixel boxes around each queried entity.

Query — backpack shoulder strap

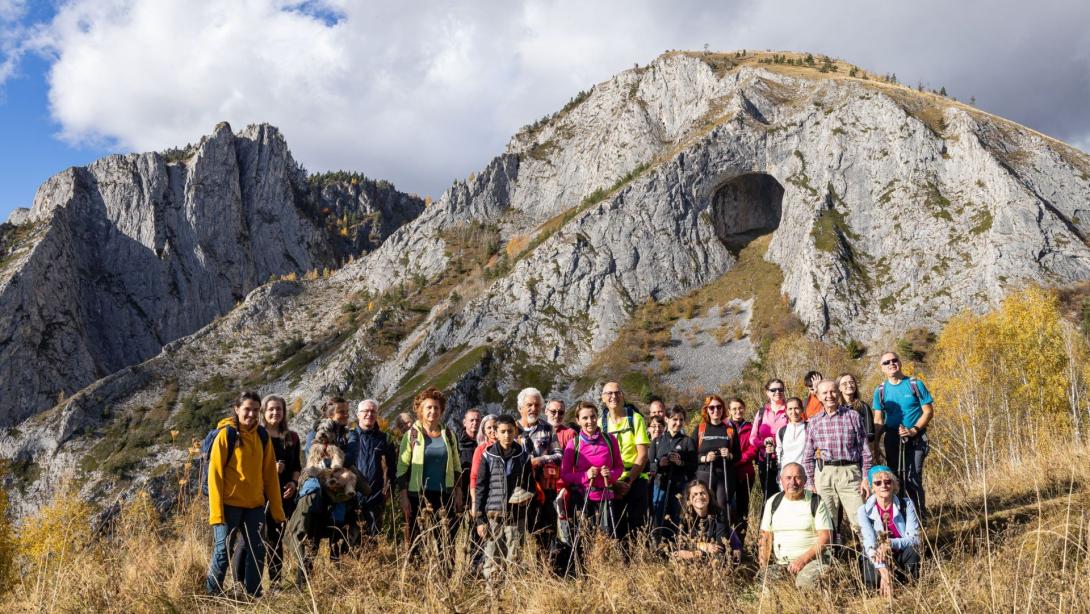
[626,405,635,431]
[777,424,787,440]
[909,378,921,401]
[878,382,886,408]
[769,491,785,519]
[604,433,622,475]
[223,425,239,470]
[257,426,269,449]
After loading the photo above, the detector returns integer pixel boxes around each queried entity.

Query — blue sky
[1,0,1089,223]
[1,54,110,216]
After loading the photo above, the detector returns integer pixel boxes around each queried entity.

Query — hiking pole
[722,454,733,534]
[566,487,594,577]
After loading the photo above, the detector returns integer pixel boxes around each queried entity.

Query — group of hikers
[204,350,932,599]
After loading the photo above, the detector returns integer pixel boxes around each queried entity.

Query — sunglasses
[547,409,564,414]
[881,358,900,366]
[767,387,785,393]
[873,479,894,486]
[706,404,724,410]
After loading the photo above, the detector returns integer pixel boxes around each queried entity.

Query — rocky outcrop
[307,174,426,258]
[0,123,423,425]
[350,54,1090,400]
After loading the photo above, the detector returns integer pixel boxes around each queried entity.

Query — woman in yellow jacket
[206,391,286,597]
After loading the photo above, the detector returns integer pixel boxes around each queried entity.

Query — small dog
[306,419,346,470]
[301,419,364,501]
[323,466,359,502]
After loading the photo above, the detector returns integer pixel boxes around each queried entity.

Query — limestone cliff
[0,123,422,425]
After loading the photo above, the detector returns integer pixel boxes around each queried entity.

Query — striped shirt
[802,405,873,486]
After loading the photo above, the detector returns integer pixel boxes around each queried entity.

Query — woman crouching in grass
[670,480,741,564]
[858,465,921,597]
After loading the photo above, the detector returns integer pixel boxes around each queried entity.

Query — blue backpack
[199,422,269,496]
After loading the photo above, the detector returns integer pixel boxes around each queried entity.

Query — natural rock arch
[709,173,785,252]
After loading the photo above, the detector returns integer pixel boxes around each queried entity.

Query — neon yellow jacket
[207,417,286,525]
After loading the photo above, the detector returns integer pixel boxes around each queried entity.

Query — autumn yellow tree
[931,286,1084,478]
[17,482,95,569]
[0,489,16,594]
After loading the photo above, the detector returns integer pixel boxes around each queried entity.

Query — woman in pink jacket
[750,378,789,499]
[560,400,624,539]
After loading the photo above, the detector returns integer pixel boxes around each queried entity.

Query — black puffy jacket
[474,441,535,524]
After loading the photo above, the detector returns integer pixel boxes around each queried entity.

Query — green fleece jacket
[396,420,459,493]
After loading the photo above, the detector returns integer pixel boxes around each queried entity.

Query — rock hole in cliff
[710,173,784,253]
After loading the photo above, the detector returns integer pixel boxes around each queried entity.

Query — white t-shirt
[776,422,807,471]
[759,491,833,564]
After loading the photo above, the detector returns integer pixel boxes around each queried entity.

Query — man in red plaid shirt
[802,380,873,538]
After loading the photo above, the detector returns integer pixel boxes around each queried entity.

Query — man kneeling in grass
[757,462,833,591]
[475,414,536,580]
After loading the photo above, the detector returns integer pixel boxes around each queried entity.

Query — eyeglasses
[767,387,785,393]
[547,409,564,415]
[881,358,900,366]
[873,479,894,486]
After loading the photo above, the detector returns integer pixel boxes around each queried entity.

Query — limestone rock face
[4,51,1090,516]
[350,54,1090,399]
[0,123,422,425]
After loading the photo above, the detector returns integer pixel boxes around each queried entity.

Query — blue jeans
[207,505,266,596]
[651,477,683,536]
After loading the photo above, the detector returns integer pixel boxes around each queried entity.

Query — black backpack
[600,403,637,435]
[769,491,823,520]
[199,421,269,496]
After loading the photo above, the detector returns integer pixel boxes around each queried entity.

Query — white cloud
[0,0,27,84]
[5,0,1090,198]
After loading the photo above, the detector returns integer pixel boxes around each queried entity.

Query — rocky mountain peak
[0,122,423,425]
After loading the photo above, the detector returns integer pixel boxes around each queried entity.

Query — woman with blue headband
[857,465,921,597]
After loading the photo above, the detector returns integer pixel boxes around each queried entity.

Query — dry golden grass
[4,435,1090,613]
